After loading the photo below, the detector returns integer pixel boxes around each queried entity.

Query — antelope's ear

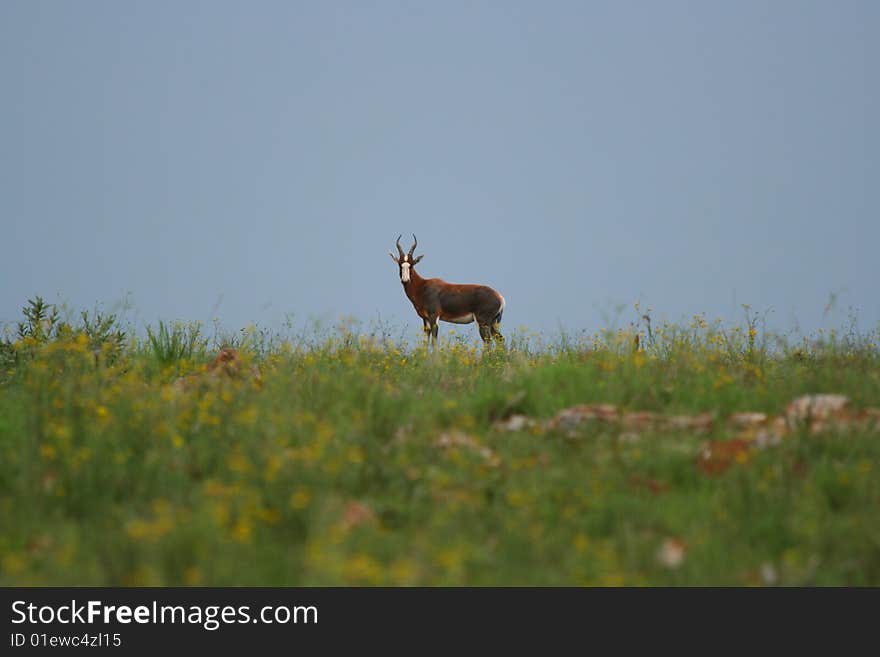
[389,252,399,263]
[412,254,423,265]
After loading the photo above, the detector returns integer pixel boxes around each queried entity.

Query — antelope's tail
[494,293,506,325]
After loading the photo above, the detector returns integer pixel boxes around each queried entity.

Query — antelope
[390,234,506,347]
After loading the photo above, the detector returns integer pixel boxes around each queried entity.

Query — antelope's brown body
[404,274,504,326]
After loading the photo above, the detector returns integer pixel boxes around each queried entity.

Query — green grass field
[1,298,879,585]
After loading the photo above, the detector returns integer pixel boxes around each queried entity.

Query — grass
[0,300,879,585]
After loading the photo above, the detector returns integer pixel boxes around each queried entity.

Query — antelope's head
[389,234,423,283]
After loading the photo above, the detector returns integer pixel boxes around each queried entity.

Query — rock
[760,562,778,586]
[492,414,533,433]
[621,411,661,431]
[786,394,849,430]
[208,347,262,385]
[550,404,618,430]
[342,501,377,530]
[695,438,752,475]
[728,412,768,429]
[656,538,687,569]
[434,431,480,449]
[170,347,262,395]
[857,408,880,431]
[434,431,501,467]
[665,412,714,434]
[753,416,788,448]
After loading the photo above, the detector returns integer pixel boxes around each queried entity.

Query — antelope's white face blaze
[400,261,411,282]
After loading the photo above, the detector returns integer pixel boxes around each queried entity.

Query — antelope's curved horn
[395,234,404,259]
[408,233,418,258]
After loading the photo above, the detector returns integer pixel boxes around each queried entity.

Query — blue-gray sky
[2,1,878,339]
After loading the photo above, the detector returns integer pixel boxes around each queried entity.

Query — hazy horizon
[3,1,878,340]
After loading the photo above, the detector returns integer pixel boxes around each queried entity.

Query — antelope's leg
[478,323,492,344]
[430,317,439,347]
[491,321,505,345]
